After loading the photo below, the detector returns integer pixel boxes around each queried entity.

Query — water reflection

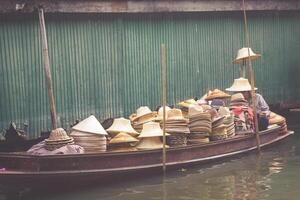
[1,120,299,200]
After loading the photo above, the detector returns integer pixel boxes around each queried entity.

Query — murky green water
[1,115,299,200]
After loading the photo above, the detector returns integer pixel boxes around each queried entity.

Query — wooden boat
[0,125,293,186]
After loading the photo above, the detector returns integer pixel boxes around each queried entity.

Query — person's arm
[256,94,270,116]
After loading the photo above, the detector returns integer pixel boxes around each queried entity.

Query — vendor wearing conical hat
[226,77,270,131]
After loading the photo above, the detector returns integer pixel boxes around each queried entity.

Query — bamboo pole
[242,59,246,78]
[242,0,261,152]
[38,8,58,130]
[161,44,167,173]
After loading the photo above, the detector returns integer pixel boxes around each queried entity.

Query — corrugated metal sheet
[0,12,299,138]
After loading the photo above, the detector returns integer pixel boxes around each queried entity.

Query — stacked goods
[108,132,139,152]
[229,93,253,132]
[205,89,231,106]
[70,115,108,153]
[211,116,227,140]
[165,109,190,146]
[130,106,157,133]
[219,107,235,137]
[136,122,169,150]
[177,99,198,117]
[269,112,287,132]
[154,106,171,123]
[106,118,139,152]
[188,106,212,144]
[45,128,74,151]
[106,117,139,138]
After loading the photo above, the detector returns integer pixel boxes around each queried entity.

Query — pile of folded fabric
[70,115,108,153]
[188,106,212,144]
[136,122,169,150]
[211,116,227,140]
[165,109,190,146]
[130,106,157,133]
[219,106,235,137]
[108,132,139,152]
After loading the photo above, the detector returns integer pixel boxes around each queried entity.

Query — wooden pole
[242,59,246,78]
[38,8,58,130]
[242,0,261,152]
[161,44,167,173]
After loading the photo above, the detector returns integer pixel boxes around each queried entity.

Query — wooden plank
[1,0,300,13]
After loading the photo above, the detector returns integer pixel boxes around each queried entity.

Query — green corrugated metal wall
[0,11,299,138]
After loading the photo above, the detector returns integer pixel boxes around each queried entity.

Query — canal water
[0,115,299,200]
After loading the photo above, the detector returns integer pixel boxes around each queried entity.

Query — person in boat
[226,77,270,131]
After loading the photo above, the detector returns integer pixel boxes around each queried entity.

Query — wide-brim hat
[131,106,157,122]
[167,109,186,120]
[205,89,231,101]
[155,106,171,121]
[138,122,170,138]
[106,117,139,137]
[233,47,261,64]
[177,99,197,108]
[230,92,247,102]
[136,137,169,150]
[226,77,257,92]
[45,128,73,142]
[109,132,139,144]
[72,115,108,135]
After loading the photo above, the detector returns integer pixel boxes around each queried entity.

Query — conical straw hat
[226,77,257,92]
[155,106,171,121]
[109,132,139,144]
[72,115,108,135]
[233,47,261,64]
[136,137,169,150]
[138,122,169,138]
[167,109,186,120]
[205,89,230,101]
[106,118,139,137]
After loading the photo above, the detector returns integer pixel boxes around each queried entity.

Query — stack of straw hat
[211,116,227,141]
[205,89,231,101]
[188,106,212,144]
[165,109,190,146]
[219,107,235,138]
[269,112,287,132]
[177,99,198,117]
[70,115,108,153]
[130,106,157,132]
[136,122,169,150]
[106,117,139,152]
[108,132,139,152]
[45,128,74,151]
[154,106,171,122]
[229,93,249,107]
[106,117,139,138]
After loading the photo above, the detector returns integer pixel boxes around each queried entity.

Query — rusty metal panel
[0,12,299,138]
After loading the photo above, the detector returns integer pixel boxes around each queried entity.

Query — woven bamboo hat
[72,115,108,135]
[205,89,231,101]
[138,122,169,138]
[177,99,197,108]
[131,106,157,123]
[167,109,186,120]
[226,77,257,92]
[155,106,171,121]
[45,128,73,143]
[109,132,139,144]
[106,117,139,137]
[233,47,261,64]
[136,137,168,150]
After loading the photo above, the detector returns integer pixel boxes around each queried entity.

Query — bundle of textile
[165,109,189,146]
[130,106,157,133]
[229,93,254,132]
[188,106,211,144]
[70,115,108,153]
[136,122,169,150]
[269,112,287,132]
[108,132,139,152]
[219,107,235,137]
